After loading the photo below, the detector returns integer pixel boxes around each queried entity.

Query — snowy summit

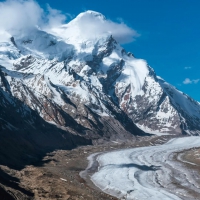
[0,10,200,141]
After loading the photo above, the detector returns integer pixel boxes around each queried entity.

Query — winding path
[90,137,200,200]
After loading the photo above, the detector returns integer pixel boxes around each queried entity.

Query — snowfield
[91,137,200,200]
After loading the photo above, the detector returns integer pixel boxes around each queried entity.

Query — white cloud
[0,1,138,44]
[184,66,192,70]
[193,79,200,84]
[183,78,192,84]
[69,11,139,44]
[0,0,43,32]
[45,4,68,29]
[0,0,68,34]
[183,78,200,84]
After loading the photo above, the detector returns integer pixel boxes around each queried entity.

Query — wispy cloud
[0,0,69,34]
[183,78,200,84]
[184,66,192,70]
[0,1,138,44]
[0,0,43,32]
[45,4,73,29]
[72,11,139,44]
[50,11,139,44]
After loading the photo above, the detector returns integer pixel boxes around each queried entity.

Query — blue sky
[3,0,200,101]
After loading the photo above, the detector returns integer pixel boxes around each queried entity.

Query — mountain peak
[1,10,200,137]
[48,10,112,49]
[66,10,106,28]
[75,10,106,21]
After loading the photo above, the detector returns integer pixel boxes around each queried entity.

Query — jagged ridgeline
[1,11,200,158]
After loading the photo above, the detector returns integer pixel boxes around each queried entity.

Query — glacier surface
[91,137,200,200]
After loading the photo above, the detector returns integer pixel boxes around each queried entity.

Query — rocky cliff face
[0,10,200,154]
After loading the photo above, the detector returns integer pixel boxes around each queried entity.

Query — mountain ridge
[0,10,200,150]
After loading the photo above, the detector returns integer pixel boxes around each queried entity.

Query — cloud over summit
[69,11,139,44]
[0,0,137,44]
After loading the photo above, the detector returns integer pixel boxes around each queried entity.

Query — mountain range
[1,11,200,166]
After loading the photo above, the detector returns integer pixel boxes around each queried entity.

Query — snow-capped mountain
[1,10,200,145]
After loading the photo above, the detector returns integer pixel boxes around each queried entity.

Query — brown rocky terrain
[174,148,200,199]
[0,134,178,200]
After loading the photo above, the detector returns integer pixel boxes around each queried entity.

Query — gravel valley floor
[1,134,199,200]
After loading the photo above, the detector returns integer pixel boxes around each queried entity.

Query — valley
[0,9,200,200]
[0,134,178,200]
[88,137,200,200]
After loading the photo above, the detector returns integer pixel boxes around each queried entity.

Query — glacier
[91,137,200,200]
